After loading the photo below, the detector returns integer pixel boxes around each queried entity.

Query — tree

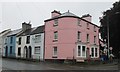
[100,1,120,58]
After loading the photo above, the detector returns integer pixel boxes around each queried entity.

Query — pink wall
[45,16,99,60]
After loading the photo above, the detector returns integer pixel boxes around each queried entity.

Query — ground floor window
[53,46,57,57]
[10,46,12,54]
[18,47,21,56]
[77,45,86,57]
[34,46,40,54]
[91,47,98,58]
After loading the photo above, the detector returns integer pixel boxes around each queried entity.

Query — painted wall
[4,35,16,57]
[45,17,99,61]
[16,33,44,61]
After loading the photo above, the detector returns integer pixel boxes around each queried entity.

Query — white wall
[16,33,44,61]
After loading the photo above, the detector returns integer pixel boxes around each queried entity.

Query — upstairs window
[94,36,96,44]
[78,19,81,26]
[86,34,89,42]
[35,35,41,43]
[54,31,58,40]
[26,36,30,44]
[10,37,13,44]
[77,31,81,41]
[94,25,96,32]
[87,23,89,29]
[54,19,58,26]
[18,37,21,45]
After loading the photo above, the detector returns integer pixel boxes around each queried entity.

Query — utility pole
[107,15,110,58]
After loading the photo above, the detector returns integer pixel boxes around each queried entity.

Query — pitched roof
[31,25,44,35]
[45,11,79,22]
[45,11,100,28]
[17,25,44,36]
[7,29,22,36]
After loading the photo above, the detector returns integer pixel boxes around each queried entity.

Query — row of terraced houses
[0,10,100,62]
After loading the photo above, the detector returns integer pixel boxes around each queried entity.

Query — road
[1,58,119,70]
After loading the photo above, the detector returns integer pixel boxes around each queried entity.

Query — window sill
[53,24,58,27]
[53,39,58,42]
[52,56,57,58]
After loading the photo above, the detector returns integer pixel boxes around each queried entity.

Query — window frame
[90,47,98,58]
[53,19,58,26]
[26,36,30,44]
[53,46,57,57]
[77,45,86,58]
[86,34,89,42]
[54,31,58,41]
[34,46,41,54]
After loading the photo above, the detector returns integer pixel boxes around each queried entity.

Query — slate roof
[44,11,99,28]
[45,11,79,22]
[18,25,44,36]
[6,29,22,36]
[31,25,44,35]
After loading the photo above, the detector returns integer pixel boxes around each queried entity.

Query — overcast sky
[0,0,119,32]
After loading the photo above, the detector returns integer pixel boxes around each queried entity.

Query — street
[1,58,118,70]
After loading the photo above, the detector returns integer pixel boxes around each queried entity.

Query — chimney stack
[51,10,61,18]
[22,22,31,31]
[81,14,92,22]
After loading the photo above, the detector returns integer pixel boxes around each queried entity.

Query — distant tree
[99,1,120,58]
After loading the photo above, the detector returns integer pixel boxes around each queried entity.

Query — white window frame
[54,31,58,40]
[90,47,98,58]
[53,46,57,57]
[77,31,81,41]
[34,46,40,54]
[77,45,86,58]
[78,19,81,26]
[86,34,89,42]
[54,19,58,26]
[34,34,41,43]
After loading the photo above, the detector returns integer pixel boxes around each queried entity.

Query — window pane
[95,48,97,57]
[26,36,30,44]
[78,46,81,56]
[78,31,80,40]
[87,34,89,42]
[35,35,41,43]
[82,46,85,56]
[54,32,58,40]
[91,48,94,57]
[34,46,40,54]
[53,47,57,56]
[94,36,96,44]
[54,19,58,26]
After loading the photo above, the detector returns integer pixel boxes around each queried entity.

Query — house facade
[0,29,11,56]
[16,22,44,61]
[3,29,22,58]
[44,10,100,62]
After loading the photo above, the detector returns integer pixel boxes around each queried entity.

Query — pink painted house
[44,10,100,62]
